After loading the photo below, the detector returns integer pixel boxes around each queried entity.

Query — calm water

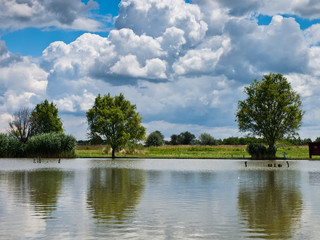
[1,158,320,239]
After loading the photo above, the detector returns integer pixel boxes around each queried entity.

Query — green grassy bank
[75,145,319,160]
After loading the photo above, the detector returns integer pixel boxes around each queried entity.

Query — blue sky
[2,0,119,57]
[1,0,320,140]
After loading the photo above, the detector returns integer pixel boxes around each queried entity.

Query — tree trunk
[268,143,276,160]
[111,147,116,159]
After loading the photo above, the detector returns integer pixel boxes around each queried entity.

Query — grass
[75,144,320,160]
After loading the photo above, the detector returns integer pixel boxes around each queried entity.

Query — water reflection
[2,170,66,216]
[87,168,145,225]
[238,170,302,239]
[309,172,320,186]
[1,159,320,239]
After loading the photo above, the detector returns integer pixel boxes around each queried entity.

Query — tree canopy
[236,73,304,157]
[146,130,164,147]
[199,133,218,145]
[86,93,146,158]
[169,131,196,145]
[31,99,63,135]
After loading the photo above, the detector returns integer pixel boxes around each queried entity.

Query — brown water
[0,158,319,239]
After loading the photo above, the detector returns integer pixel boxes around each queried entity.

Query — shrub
[27,132,60,157]
[247,143,266,159]
[247,143,277,160]
[0,134,9,157]
[266,146,277,159]
[58,133,77,156]
[26,132,76,157]
[7,137,25,157]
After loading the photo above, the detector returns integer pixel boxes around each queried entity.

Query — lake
[1,158,320,239]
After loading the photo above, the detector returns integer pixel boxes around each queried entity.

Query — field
[75,145,319,160]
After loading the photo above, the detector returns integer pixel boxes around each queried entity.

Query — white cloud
[115,0,208,45]
[173,47,224,75]
[108,28,164,59]
[0,46,48,113]
[0,61,47,93]
[54,90,96,113]
[304,24,320,45]
[60,114,88,140]
[0,113,12,133]
[158,27,186,57]
[111,55,167,79]
[0,0,104,31]
[196,0,320,19]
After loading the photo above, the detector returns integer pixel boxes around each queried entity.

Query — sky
[1,0,320,141]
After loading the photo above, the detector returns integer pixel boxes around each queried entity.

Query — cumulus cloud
[196,0,320,19]
[59,114,88,140]
[54,90,97,113]
[0,113,12,133]
[215,15,310,82]
[115,0,208,45]
[0,40,22,67]
[0,0,104,31]
[0,40,47,118]
[304,24,320,45]
[173,47,224,75]
[291,0,320,19]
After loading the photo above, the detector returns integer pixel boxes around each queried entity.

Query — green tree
[236,73,304,158]
[170,134,179,145]
[146,130,164,147]
[86,93,146,159]
[89,134,105,145]
[178,131,196,145]
[199,133,217,145]
[8,107,33,143]
[31,99,63,135]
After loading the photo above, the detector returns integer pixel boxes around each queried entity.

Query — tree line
[0,100,76,158]
[144,130,312,147]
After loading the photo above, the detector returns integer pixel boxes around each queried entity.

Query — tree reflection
[238,171,302,239]
[28,170,65,213]
[87,168,145,224]
[5,170,64,215]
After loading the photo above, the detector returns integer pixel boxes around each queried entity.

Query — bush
[247,143,266,159]
[58,133,77,156]
[247,143,277,160]
[26,132,76,157]
[7,137,25,157]
[266,146,277,159]
[0,134,9,157]
[27,132,60,157]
